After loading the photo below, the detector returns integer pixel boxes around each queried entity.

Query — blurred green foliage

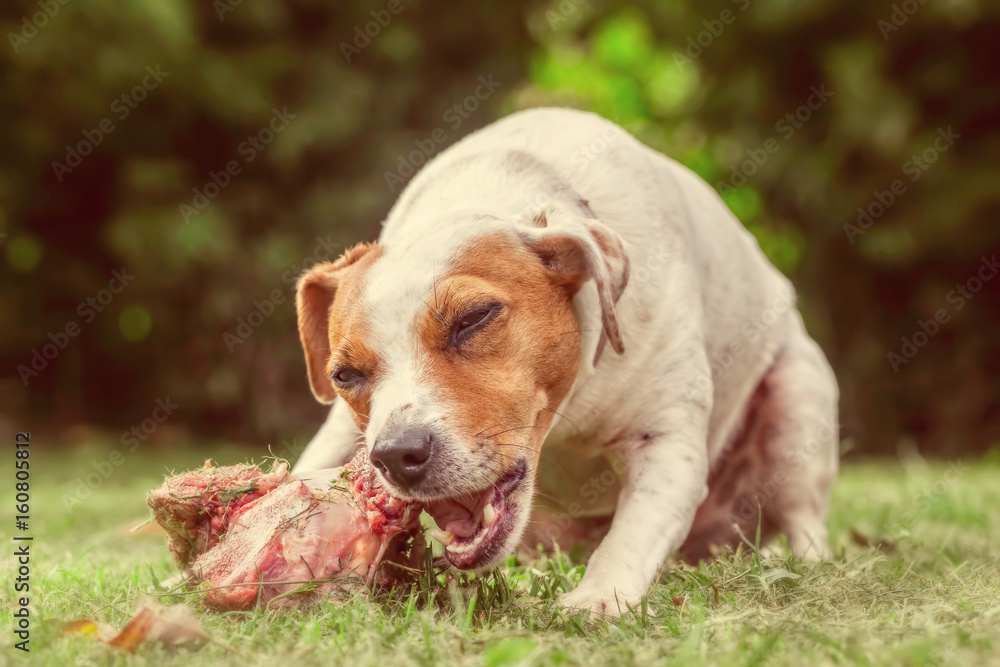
[1,0,998,454]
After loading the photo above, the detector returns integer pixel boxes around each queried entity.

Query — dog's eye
[457,309,490,330]
[451,304,499,345]
[331,365,364,386]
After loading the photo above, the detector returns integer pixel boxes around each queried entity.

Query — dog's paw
[559,583,643,620]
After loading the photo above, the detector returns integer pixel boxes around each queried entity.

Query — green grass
[2,441,999,666]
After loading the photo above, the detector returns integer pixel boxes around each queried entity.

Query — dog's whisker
[474,453,540,479]
[433,271,441,311]
[540,406,579,435]
[475,420,511,438]
[483,441,564,475]
[484,425,549,439]
[529,490,563,504]
[420,298,436,318]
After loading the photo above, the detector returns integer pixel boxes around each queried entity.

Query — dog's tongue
[425,498,480,538]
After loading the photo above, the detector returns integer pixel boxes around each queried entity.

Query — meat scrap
[147,449,424,610]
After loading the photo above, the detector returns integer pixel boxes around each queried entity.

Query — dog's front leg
[561,424,709,618]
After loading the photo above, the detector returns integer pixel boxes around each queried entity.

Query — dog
[290,107,839,618]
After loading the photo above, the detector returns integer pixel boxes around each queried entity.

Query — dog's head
[295,204,629,570]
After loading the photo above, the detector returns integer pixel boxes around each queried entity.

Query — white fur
[292,108,839,618]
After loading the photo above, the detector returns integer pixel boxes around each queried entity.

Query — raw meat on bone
[147,449,424,610]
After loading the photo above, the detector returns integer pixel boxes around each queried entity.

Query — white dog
[291,107,839,617]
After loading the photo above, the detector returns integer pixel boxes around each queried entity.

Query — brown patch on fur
[324,334,381,433]
[416,232,586,472]
[334,242,380,269]
[295,241,383,411]
[518,217,629,357]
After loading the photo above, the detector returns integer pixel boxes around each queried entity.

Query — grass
[2,440,999,666]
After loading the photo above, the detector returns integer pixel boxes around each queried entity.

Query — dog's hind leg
[291,399,363,473]
[759,330,839,559]
[681,323,838,561]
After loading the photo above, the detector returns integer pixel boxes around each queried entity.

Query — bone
[147,448,425,610]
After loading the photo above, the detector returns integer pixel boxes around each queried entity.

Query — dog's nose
[370,427,433,489]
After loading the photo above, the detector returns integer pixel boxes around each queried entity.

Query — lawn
[2,439,998,666]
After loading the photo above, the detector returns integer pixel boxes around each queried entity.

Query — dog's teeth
[429,529,453,546]
[483,503,496,525]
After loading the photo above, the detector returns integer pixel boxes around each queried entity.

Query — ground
[1,440,998,666]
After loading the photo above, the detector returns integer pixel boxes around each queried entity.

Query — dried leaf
[850,528,896,552]
[134,595,211,645]
[61,596,210,654]
[61,619,118,643]
[108,608,156,653]
[849,528,872,547]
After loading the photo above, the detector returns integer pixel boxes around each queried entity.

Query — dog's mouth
[423,458,527,570]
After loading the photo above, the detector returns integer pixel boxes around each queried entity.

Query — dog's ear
[516,205,630,356]
[296,242,378,404]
